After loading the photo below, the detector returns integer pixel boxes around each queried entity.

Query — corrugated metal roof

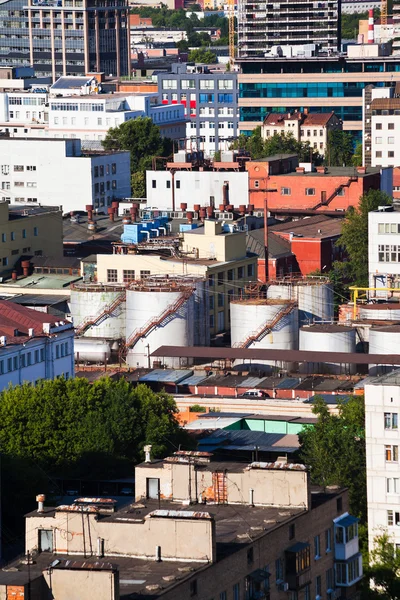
[151,345,400,365]
[334,514,359,528]
[276,377,301,389]
[237,376,268,388]
[307,394,350,405]
[198,430,299,451]
[185,417,242,430]
[177,374,208,386]
[139,369,193,384]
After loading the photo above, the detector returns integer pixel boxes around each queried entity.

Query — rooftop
[247,229,292,259]
[366,368,400,386]
[270,214,343,239]
[278,166,382,178]
[1,273,81,289]
[263,111,336,127]
[0,299,70,342]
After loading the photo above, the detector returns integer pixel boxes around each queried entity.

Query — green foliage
[131,170,146,199]
[0,378,190,474]
[299,395,367,521]
[341,11,368,39]
[102,117,172,174]
[231,128,322,164]
[325,130,354,167]
[213,150,221,161]
[188,48,217,63]
[337,189,392,286]
[352,142,363,167]
[190,404,207,412]
[364,530,400,599]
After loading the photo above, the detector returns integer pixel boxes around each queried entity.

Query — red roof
[0,301,67,342]
[263,111,336,127]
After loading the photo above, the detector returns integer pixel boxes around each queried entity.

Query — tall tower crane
[228,0,235,64]
[381,0,387,26]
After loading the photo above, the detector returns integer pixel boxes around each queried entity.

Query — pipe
[144,444,152,462]
[194,204,201,212]
[140,230,150,241]
[249,488,254,506]
[368,9,374,43]
[180,202,187,211]
[187,211,194,224]
[11,270,17,281]
[248,204,254,215]
[97,537,104,558]
[158,226,166,236]
[150,228,160,237]
[222,182,229,206]
[219,204,225,212]
[36,494,46,513]
[239,204,246,215]
[206,206,213,218]
[155,545,161,562]
[107,208,114,222]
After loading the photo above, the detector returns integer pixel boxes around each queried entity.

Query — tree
[341,11,368,39]
[365,530,400,599]
[325,130,354,166]
[352,142,363,167]
[336,189,392,286]
[299,395,367,521]
[102,117,172,174]
[230,128,321,163]
[188,48,217,63]
[131,171,146,198]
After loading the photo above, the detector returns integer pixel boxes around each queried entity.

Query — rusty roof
[248,461,307,471]
[56,504,99,513]
[148,510,212,520]
[151,345,400,365]
[75,497,118,505]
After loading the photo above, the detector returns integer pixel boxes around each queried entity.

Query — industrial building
[157,63,239,157]
[0,0,130,81]
[0,451,362,599]
[0,137,130,214]
[0,300,74,389]
[363,83,400,168]
[365,370,400,555]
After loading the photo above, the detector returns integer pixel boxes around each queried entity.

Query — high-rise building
[0,0,130,82]
[237,0,341,58]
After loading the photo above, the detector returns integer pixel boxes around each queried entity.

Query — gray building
[237,0,341,58]
[0,0,130,82]
[158,63,238,157]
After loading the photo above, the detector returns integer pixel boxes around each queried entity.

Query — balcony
[334,514,360,561]
[285,542,312,591]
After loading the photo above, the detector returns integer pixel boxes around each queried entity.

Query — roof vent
[0,336,6,346]
[28,328,34,337]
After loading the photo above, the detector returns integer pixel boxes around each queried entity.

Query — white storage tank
[230,299,298,370]
[359,303,400,321]
[299,324,356,374]
[267,278,334,325]
[74,338,111,363]
[70,283,126,339]
[369,325,400,375]
[125,277,200,368]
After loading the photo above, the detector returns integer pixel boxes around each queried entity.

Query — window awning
[286,541,310,553]
[248,569,270,583]
[335,515,359,528]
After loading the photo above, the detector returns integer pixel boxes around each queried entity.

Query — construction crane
[381,0,387,26]
[228,0,235,64]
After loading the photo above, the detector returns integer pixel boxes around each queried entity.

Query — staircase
[75,290,126,336]
[123,287,194,353]
[312,176,358,210]
[233,301,297,349]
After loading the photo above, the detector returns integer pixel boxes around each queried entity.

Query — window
[210,314,214,329]
[289,524,295,540]
[233,583,240,600]
[376,123,382,129]
[209,295,214,310]
[218,293,224,307]
[217,272,224,285]
[218,79,233,89]
[389,151,395,158]
[305,188,315,196]
[20,354,26,368]
[107,269,117,283]
[247,264,254,277]
[40,348,45,362]
[219,593,227,600]
[140,270,150,279]
[281,187,291,196]
[22,229,26,238]
[34,227,38,239]
[209,274,214,287]
[166,181,171,189]
[254,180,259,188]
[247,547,254,564]
[7,357,12,372]
[386,478,400,494]
[275,557,284,582]
[14,182,24,187]
[336,557,360,585]
[14,165,24,172]
[376,151,382,158]
[384,412,398,429]
[326,568,334,594]
[152,180,156,189]
[376,137,382,144]
[218,93,233,103]
[190,580,197,596]
[389,123,395,129]
[314,535,320,559]
[176,180,180,189]
[238,266,244,279]
[27,165,36,171]
[123,270,135,283]
[388,137,395,144]
[56,345,60,359]
[1,234,5,243]
[162,79,177,90]
[200,79,214,89]
[34,350,39,363]
[325,528,331,552]
[111,163,117,175]
[304,586,311,600]
[316,575,322,598]
[386,445,399,462]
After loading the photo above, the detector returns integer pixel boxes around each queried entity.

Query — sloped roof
[0,300,63,340]
[263,111,336,127]
[51,76,94,90]
[247,230,292,259]
[270,215,343,239]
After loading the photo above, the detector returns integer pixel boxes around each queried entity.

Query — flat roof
[151,345,400,365]
[279,166,381,178]
[139,369,193,384]
[2,273,81,289]
[270,215,343,239]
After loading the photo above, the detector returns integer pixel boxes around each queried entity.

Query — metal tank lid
[300,324,354,333]
[231,298,295,306]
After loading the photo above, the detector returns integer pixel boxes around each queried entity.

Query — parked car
[240,389,269,399]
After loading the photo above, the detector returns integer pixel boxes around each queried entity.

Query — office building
[0,0,130,82]
[0,201,62,276]
[363,83,400,168]
[368,205,400,289]
[0,300,74,389]
[158,63,239,157]
[0,137,130,213]
[237,52,400,142]
[365,370,400,554]
[237,0,340,58]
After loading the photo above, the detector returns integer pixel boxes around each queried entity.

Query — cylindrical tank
[299,324,356,374]
[74,338,111,363]
[70,284,126,339]
[267,279,334,325]
[369,325,400,375]
[359,303,400,321]
[125,279,199,368]
[230,299,298,370]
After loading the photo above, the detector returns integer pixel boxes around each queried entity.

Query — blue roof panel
[177,374,208,386]
[335,515,359,528]
[51,76,93,89]
[139,369,193,384]
[276,377,300,389]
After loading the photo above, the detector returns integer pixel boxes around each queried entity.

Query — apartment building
[158,63,239,157]
[0,201,62,276]
[0,137,130,213]
[0,79,187,142]
[0,0,129,82]
[368,205,400,290]
[0,300,74,389]
[96,219,258,334]
[363,83,400,168]
[237,0,340,58]
[262,111,342,156]
[365,370,400,553]
[1,452,363,599]
[237,53,400,142]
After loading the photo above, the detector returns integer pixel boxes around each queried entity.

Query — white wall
[368,210,400,288]
[370,114,400,168]
[365,380,400,553]
[146,170,249,211]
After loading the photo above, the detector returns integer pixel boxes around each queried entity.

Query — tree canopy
[336,188,392,287]
[299,395,367,521]
[231,127,322,163]
[325,130,354,167]
[188,48,217,63]
[365,531,400,599]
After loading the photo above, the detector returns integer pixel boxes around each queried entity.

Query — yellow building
[95,220,258,334]
[0,202,63,277]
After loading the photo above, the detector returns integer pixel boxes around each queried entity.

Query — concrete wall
[368,210,400,289]
[135,462,310,509]
[43,568,118,600]
[26,510,215,563]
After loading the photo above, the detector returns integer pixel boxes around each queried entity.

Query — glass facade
[240,105,363,122]
[240,81,367,99]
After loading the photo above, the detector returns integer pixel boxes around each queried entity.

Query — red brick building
[247,229,298,282]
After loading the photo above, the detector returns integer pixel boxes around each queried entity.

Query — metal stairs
[233,301,297,349]
[312,176,357,210]
[75,290,126,336]
[124,286,194,352]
